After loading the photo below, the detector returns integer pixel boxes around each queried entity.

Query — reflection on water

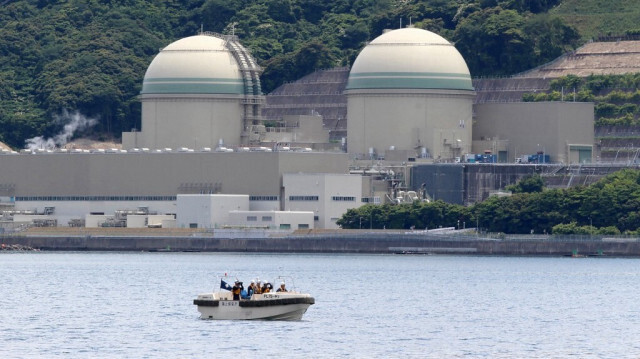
[1,252,639,358]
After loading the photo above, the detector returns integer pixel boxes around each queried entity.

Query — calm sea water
[1,252,639,358]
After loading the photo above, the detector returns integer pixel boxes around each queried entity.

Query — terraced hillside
[552,0,640,40]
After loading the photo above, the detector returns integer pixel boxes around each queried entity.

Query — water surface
[1,252,638,358]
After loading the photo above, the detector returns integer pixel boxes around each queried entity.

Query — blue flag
[220,279,233,291]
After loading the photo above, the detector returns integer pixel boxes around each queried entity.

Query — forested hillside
[0,0,611,148]
[552,0,640,40]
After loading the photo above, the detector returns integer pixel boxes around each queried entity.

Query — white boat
[194,280,315,320]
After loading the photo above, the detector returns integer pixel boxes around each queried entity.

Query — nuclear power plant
[346,28,474,160]
[122,34,264,149]
[0,27,611,231]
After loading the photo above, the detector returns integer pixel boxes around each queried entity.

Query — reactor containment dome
[123,33,264,150]
[346,28,475,160]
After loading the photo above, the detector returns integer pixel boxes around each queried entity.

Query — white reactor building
[122,33,264,150]
[345,27,475,161]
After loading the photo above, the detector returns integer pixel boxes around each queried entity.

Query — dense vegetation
[337,170,640,235]
[551,0,640,40]
[0,0,583,148]
[522,74,640,127]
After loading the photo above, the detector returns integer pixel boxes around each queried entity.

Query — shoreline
[2,230,640,256]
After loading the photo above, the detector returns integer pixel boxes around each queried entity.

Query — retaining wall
[3,234,640,256]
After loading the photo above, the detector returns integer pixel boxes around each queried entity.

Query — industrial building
[122,34,260,149]
[0,28,609,231]
[346,28,475,161]
[0,151,358,229]
[473,102,595,164]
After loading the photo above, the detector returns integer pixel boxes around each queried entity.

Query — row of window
[361,197,382,204]
[289,195,319,201]
[279,224,309,229]
[249,196,279,201]
[16,194,362,203]
[246,216,273,222]
[331,196,355,202]
[15,196,177,202]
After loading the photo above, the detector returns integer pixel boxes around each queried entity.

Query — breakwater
[3,232,640,256]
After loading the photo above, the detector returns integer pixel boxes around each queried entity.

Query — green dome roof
[141,35,244,95]
[347,28,473,91]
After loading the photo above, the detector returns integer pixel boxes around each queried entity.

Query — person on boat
[276,282,287,292]
[240,281,250,299]
[247,280,256,297]
[232,281,242,300]
[255,280,262,294]
[263,281,271,293]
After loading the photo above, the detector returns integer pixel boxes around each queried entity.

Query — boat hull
[196,302,311,320]
[194,292,315,320]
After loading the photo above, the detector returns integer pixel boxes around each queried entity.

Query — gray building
[473,102,594,164]
[0,151,351,227]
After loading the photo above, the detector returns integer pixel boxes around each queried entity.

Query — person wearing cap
[263,281,271,293]
[247,280,256,297]
[232,281,241,300]
[255,280,262,294]
[276,282,287,292]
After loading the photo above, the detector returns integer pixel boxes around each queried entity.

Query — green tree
[506,174,544,193]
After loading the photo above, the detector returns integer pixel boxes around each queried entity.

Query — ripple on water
[1,253,640,358]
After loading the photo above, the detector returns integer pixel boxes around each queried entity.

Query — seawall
[3,234,640,256]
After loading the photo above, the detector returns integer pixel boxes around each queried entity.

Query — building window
[261,216,272,222]
[332,196,355,201]
[250,196,278,201]
[361,197,381,204]
[247,216,258,221]
[289,195,319,201]
[280,224,291,229]
[14,195,177,202]
[298,224,309,229]
[313,216,319,221]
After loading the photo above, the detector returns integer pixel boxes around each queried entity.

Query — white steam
[25,110,98,150]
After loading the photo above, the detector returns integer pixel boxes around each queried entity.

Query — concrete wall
[126,214,175,228]
[346,89,474,160]
[411,164,465,204]
[0,152,348,227]
[6,233,640,256]
[473,102,594,163]
[85,214,112,228]
[228,210,314,229]
[127,215,147,228]
[0,152,348,198]
[176,194,249,228]
[248,198,280,211]
[148,215,175,227]
[262,115,330,144]
[411,163,549,205]
[283,173,363,229]
[123,94,244,150]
